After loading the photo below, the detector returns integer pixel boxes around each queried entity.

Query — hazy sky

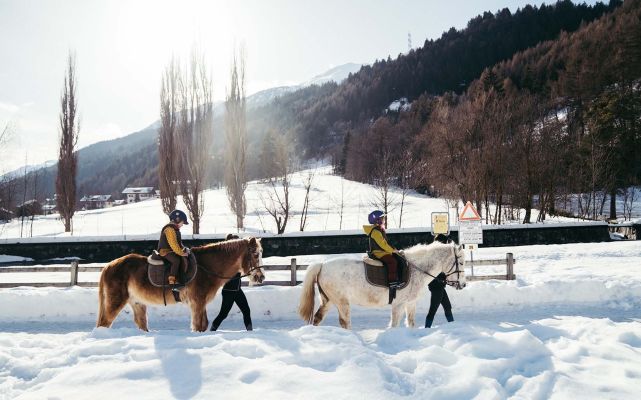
[0,0,597,172]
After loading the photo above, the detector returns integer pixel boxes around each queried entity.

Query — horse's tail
[96,267,108,327]
[298,262,322,324]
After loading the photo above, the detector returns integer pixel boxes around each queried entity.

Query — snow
[1,241,641,398]
[1,165,640,398]
[0,166,577,240]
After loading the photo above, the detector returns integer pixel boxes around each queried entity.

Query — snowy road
[2,241,641,399]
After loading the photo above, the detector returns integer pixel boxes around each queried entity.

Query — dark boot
[210,321,220,331]
[245,323,253,331]
[388,287,397,304]
[425,318,433,328]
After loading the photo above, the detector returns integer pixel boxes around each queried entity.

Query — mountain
[302,63,363,86]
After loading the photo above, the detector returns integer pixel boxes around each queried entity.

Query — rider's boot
[425,317,433,328]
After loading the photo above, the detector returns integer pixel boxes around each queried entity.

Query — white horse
[298,242,466,329]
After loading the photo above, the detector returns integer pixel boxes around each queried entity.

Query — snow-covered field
[0,167,578,240]
[1,241,641,399]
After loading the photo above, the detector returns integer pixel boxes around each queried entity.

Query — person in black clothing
[210,234,253,331]
[425,272,454,328]
[425,234,455,328]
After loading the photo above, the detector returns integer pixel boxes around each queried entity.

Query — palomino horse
[298,242,466,329]
[97,237,265,332]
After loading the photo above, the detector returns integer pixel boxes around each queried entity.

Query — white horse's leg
[389,303,404,328]
[404,301,417,328]
[313,291,332,326]
[336,300,352,329]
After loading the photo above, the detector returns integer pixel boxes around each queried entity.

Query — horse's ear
[249,237,257,245]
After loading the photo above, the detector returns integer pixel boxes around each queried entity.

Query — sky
[0,0,599,173]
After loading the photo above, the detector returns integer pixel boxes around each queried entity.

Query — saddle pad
[148,253,198,288]
[363,261,410,290]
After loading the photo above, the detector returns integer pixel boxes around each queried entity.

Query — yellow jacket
[158,225,187,257]
[363,224,395,259]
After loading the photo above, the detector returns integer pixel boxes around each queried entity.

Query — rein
[196,263,263,280]
[404,247,464,289]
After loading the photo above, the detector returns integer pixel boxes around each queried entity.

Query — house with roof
[80,195,114,210]
[122,187,155,203]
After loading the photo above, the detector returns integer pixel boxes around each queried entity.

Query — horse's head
[449,244,466,290]
[403,241,467,290]
[243,237,265,285]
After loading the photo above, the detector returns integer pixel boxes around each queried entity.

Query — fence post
[290,258,297,286]
[70,261,79,286]
[506,253,514,280]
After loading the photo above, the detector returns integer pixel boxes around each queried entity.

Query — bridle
[405,246,464,289]
[196,246,264,280]
[444,248,464,289]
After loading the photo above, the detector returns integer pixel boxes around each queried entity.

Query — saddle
[362,254,409,290]
[147,251,198,303]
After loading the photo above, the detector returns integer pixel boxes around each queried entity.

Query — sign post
[458,201,483,275]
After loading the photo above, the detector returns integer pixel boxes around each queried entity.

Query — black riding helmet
[169,209,189,225]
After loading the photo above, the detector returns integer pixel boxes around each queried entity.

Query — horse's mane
[191,238,247,255]
[403,242,461,266]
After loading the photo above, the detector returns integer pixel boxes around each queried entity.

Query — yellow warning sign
[431,212,450,235]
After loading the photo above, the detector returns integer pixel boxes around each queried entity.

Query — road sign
[431,212,450,235]
[459,201,481,221]
[459,220,483,244]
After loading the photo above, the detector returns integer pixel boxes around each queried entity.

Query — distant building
[122,187,155,203]
[80,195,114,210]
[16,199,43,217]
[113,199,126,206]
[0,207,14,222]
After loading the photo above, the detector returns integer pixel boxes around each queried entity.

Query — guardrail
[0,254,516,288]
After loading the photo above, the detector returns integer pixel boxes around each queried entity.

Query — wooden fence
[466,253,516,281]
[0,259,309,288]
[0,254,515,288]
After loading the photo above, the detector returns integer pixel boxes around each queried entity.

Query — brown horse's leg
[129,301,149,332]
[190,301,208,332]
[313,290,332,326]
[97,293,128,328]
[201,309,208,332]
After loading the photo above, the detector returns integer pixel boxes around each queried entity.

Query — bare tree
[56,52,79,233]
[299,168,316,231]
[158,57,181,214]
[396,148,418,228]
[19,154,28,238]
[370,147,398,222]
[224,45,247,230]
[260,135,291,234]
[177,48,214,234]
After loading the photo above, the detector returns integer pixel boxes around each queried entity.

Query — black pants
[425,285,453,327]
[210,289,252,331]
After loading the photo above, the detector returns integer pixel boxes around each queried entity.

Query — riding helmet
[169,209,189,225]
[368,210,386,225]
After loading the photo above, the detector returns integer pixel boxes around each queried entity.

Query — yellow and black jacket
[158,223,186,257]
[363,224,396,259]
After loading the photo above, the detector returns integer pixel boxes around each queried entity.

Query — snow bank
[1,318,639,399]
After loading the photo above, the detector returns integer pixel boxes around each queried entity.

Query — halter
[405,246,464,289]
